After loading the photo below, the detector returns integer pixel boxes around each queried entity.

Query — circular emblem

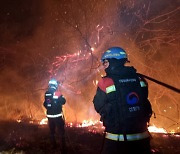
[126,92,139,105]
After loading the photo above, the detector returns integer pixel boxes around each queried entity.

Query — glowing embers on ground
[66,119,105,133]
[39,118,170,133]
[24,118,180,137]
[39,118,104,133]
[19,118,172,134]
[16,119,34,124]
[39,118,102,127]
[39,118,48,125]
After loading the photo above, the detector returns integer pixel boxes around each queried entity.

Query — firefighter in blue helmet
[93,47,152,154]
[43,78,67,153]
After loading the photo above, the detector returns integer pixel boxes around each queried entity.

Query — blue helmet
[48,78,59,90]
[101,47,128,62]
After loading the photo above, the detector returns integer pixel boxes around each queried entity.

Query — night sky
[0,0,179,132]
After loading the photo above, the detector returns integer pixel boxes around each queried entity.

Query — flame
[91,47,94,51]
[17,119,21,123]
[148,125,167,133]
[39,118,48,125]
[77,120,99,127]
[93,80,98,86]
[39,118,179,135]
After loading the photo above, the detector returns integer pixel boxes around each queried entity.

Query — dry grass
[0,120,179,154]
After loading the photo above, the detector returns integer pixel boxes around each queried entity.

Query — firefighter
[43,78,67,153]
[93,47,152,154]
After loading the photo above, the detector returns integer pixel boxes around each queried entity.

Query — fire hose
[137,73,180,93]
[137,73,179,133]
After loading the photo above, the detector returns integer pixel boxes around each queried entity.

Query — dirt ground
[0,120,180,154]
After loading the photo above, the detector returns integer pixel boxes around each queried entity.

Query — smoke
[0,0,179,131]
[116,0,180,132]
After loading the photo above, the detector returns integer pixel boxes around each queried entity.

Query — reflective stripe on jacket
[105,130,150,141]
[47,113,63,118]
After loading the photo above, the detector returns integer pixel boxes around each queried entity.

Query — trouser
[48,117,66,151]
[101,137,152,154]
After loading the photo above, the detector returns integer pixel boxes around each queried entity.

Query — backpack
[111,71,146,121]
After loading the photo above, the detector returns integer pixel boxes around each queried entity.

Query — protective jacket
[93,66,152,134]
[43,88,66,118]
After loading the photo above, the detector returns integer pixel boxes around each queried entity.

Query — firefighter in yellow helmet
[93,47,152,154]
[43,78,67,153]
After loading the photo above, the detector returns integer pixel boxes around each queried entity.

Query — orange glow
[38,118,179,135]
[77,119,99,127]
[39,118,48,125]
[148,125,167,133]
[17,119,21,123]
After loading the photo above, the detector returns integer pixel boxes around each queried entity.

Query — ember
[0,120,180,154]
[39,118,175,134]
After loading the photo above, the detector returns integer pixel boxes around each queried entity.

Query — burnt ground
[0,120,180,154]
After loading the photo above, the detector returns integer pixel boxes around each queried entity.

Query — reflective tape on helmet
[105,131,150,141]
[140,81,147,87]
[120,51,126,55]
[49,79,58,85]
[47,113,62,118]
[106,85,116,93]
